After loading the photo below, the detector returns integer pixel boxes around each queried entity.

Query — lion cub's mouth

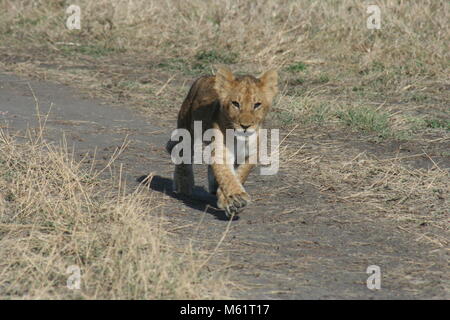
[234,130,255,137]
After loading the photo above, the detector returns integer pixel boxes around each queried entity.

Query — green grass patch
[410,93,429,103]
[16,16,43,27]
[155,51,238,76]
[155,58,187,71]
[155,57,203,75]
[291,77,305,85]
[305,103,331,125]
[118,80,139,89]
[337,106,391,138]
[286,62,307,73]
[195,50,238,64]
[359,61,385,75]
[274,111,295,126]
[316,74,329,84]
[424,119,450,130]
[407,117,450,132]
[60,44,125,57]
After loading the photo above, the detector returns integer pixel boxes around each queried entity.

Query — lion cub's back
[187,75,219,110]
[178,75,220,130]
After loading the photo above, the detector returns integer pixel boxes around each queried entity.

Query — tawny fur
[167,66,278,217]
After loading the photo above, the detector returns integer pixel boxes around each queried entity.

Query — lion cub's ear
[214,66,235,101]
[259,69,278,102]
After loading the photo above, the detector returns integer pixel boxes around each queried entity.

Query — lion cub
[166,66,278,217]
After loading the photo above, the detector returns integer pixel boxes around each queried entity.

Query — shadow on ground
[137,174,236,221]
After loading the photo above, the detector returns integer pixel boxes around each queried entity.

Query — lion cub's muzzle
[235,123,257,137]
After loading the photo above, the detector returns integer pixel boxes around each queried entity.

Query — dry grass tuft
[280,133,449,246]
[0,127,229,299]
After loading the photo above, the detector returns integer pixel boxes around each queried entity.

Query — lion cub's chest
[226,134,258,168]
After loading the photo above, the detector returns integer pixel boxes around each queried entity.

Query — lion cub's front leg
[208,165,219,195]
[211,147,251,217]
[217,163,255,217]
[209,163,255,195]
[214,173,250,218]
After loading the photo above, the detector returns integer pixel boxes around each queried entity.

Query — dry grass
[0,125,230,299]
[1,0,448,71]
[279,129,449,247]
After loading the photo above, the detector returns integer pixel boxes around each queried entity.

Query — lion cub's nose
[241,124,251,131]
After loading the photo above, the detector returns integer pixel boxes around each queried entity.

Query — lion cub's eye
[254,102,262,109]
[231,101,240,109]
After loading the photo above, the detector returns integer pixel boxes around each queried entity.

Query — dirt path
[0,73,448,299]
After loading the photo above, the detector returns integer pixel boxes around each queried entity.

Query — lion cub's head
[214,66,278,135]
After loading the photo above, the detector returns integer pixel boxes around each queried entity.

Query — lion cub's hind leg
[173,163,194,196]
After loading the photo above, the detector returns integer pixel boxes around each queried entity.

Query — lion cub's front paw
[217,188,251,218]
